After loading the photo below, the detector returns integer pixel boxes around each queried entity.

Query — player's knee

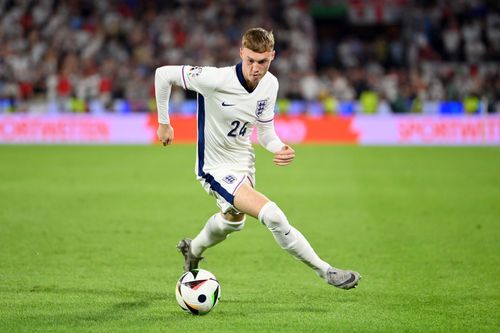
[219,213,245,233]
[258,202,290,233]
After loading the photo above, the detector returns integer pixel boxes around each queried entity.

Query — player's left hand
[274,145,295,166]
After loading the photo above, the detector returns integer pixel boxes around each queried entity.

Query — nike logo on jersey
[222,102,235,106]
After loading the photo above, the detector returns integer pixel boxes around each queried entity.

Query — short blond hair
[241,28,274,53]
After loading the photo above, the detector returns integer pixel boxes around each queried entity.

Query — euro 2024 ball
[175,269,221,315]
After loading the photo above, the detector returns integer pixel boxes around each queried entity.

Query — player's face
[240,47,275,88]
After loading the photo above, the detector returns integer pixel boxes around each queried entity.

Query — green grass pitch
[1,144,499,332]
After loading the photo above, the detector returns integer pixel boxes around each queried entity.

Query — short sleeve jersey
[180,63,278,178]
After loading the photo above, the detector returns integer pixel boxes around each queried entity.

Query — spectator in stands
[0,0,498,114]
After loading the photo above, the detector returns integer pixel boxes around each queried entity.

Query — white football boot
[326,267,361,289]
[176,238,204,272]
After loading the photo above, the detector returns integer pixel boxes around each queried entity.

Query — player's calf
[191,213,245,256]
[258,201,307,254]
[258,201,337,282]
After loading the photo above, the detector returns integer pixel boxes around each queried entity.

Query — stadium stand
[0,0,499,114]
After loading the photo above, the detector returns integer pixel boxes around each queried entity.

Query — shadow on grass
[1,285,169,326]
[26,285,167,300]
[2,285,362,327]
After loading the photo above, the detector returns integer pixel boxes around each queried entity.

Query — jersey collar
[235,62,255,93]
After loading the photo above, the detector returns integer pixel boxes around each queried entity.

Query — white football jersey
[180,63,278,177]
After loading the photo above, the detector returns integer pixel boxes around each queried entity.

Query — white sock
[259,202,330,279]
[286,226,331,278]
[191,213,245,257]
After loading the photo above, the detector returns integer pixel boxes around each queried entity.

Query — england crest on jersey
[255,99,268,118]
[188,66,203,77]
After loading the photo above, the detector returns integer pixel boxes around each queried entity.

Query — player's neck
[245,79,257,90]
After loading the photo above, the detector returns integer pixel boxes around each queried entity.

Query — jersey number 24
[227,120,249,137]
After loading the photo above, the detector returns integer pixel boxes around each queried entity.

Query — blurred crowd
[0,0,499,114]
[308,0,500,113]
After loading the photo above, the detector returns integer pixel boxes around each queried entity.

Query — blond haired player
[155,28,360,289]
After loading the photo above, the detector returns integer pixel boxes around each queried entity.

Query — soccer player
[155,28,360,289]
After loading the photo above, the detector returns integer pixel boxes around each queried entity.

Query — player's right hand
[157,123,174,146]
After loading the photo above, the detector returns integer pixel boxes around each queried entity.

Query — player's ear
[240,48,244,59]
[270,50,275,61]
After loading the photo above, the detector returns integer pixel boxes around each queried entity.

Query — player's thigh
[233,183,270,219]
[199,169,257,219]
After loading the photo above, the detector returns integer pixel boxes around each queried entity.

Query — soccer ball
[175,269,221,315]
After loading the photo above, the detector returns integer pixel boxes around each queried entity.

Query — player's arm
[256,78,294,166]
[155,66,184,146]
[155,65,221,146]
[257,121,295,166]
